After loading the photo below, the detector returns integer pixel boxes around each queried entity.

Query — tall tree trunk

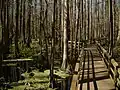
[88,0,90,42]
[23,0,26,43]
[82,0,84,40]
[110,0,113,55]
[0,0,5,77]
[84,0,87,41]
[61,0,69,70]
[91,0,93,43]
[5,0,10,55]
[44,0,49,68]
[74,0,77,60]
[20,0,23,39]
[97,0,100,39]
[50,0,56,88]
[27,0,32,47]
[113,0,117,47]
[15,0,19,58]
[117,3,120,41]
[70,0,73,64]
[59,0,62,59]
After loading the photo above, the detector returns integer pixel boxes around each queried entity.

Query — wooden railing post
[71,48,84,90]
[96,41,120,89]
[115,66,119,89]
[76,48,84,88]
[107,55,111,75]
[108,60,111,75]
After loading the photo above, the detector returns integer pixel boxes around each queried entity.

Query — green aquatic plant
[9,69,69,90]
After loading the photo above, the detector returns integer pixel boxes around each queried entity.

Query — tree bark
[61,0,69,70]
[15,0,19,57]
[22,0,26,43]
[50,0,56,88]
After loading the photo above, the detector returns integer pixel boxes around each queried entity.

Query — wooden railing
[96,41,120,89]
[2,58,33,82]
[3,58,33,70]
[70,48,84,90]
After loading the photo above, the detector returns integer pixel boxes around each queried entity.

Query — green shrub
[9,69,69,90]
[7,41,41,59]
[113,46,120,58]
[113,39,120,58]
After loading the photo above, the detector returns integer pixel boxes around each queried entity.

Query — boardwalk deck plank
[71,45,115,90]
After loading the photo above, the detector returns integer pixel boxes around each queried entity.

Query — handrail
[96,41,120,89]
[70,48,84,90]
[76,48,84,89]
[3,58,33,63]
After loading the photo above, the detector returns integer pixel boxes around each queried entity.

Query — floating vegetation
[9,69,69,90]
[54,69,70,79]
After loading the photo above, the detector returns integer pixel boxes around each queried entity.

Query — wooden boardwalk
[71,45,115,90]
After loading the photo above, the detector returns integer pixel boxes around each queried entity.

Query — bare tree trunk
[88,0,90,42]
[97,0,100,39]
[39,0,42,52]
[91,0,93,43]
[15,0,19,58]
[82,0,84,40]
[117,8,120,41]
[23,0,26,43]
[84,0,87,41]
[70,0,73,64]
[50,0,56,88]
[59,0,62,59]
[61,0,69,70]
[0,0,4,77]
[74,0,78,60]
[110,0,113,55]
[113,0,117,47]
[20,0,23,39]
[27,0,32,47]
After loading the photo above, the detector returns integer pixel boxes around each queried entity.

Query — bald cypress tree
[27,0,32,47]
[50,0,56,88]
[15,0,19,57]
[22,0,26,43]
[62,0,69,70]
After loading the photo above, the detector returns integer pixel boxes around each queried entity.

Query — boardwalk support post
[115,65,119,89]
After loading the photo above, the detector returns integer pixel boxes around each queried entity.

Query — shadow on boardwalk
[71,45,115,90]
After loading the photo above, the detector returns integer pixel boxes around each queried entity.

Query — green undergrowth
[113,46,120,58]
[7,40,41,59]
[100,38,109,50]
[9,69,69,90]
[113,39,120,59]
